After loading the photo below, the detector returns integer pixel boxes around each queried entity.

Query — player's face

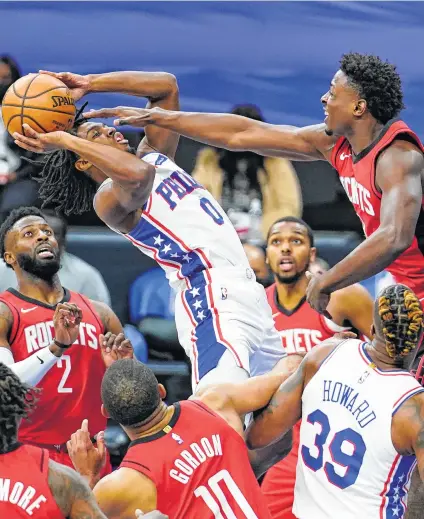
[5,216,61,280]
[321,70,360,136]
[266,222,315,284]
[77,122,132,152]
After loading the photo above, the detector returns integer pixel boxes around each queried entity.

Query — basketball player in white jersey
[247,283,424,519]
[12,69,285,392]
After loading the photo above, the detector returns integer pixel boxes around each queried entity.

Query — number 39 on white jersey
[293,339,424,519]
[123,152,249,290]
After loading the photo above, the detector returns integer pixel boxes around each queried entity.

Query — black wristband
[54,339,73,350]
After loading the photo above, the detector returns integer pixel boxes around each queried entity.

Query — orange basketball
[1,73,76,136]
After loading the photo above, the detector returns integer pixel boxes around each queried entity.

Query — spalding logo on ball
[1,73,76,136]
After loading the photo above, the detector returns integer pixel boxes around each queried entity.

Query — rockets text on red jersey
[331,119,424,300]
[0,444,65,518]
[0,288,107,445]
[120,400,271,519]
[266,283,340,355]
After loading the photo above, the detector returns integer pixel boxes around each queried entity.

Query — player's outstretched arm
[307,140,424,313]
[85,107,336,161]
[48,459,109,519]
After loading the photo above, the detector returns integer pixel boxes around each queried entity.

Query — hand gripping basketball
[38,70,91,102]
[13,124,66,153]
[53,303,82,348]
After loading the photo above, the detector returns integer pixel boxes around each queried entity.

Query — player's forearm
[148,110,264,151]
[319,228,407,293]
[87,71,177,100]
[0,346,62,386]
[248,430,293,478]
[61,133,154,187]
[228,367,294,416]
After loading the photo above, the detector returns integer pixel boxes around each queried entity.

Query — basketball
[1,73,76,136]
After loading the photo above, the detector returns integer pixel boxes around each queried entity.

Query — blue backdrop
[1,2,423,138]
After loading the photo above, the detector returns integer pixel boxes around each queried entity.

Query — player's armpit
[94,468,157,519]
[47,460,108,519]
[93,180,147,234]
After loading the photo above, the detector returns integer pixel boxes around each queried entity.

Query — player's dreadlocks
[377,284,423,361]
[0,363,39,454]
[23,103,98,216]
[340,53,405,124]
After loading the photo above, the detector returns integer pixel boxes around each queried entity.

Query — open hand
[83,106,164,128]
[13,124,66,153]
[39,70,91,102]
[53,303,82,347]
[100,332,134,368]
[67,419,106,486]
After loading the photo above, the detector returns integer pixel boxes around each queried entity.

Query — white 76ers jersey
[122,152,249,290]
[294,339,424,519]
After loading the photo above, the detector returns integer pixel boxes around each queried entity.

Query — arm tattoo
[405,467,424,519]
[257,366,304,421]
[48,460,108,519]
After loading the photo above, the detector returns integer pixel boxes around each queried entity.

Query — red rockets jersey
[266,283,341,355]
[0,288,107,445]
[120,400,271,519]
[331,118,424,300]
[0,443,65,519]
[262,283,343,519]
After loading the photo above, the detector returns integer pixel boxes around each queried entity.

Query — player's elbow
[159,72,179,96]
[385,224,414,255]
[124,162,156,190]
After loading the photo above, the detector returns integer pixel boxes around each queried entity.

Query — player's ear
[101,404,110,419]
[310,247,317,263]
[75,157,93,172]
[158,383,167,400]
[3,252,15,269]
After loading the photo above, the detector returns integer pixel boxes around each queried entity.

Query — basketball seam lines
[11,85,69,100]
[19,73,40,134]
[2,104,75,116]
[7,113,48,134]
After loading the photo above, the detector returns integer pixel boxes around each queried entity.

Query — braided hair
[0,363,39,453]
[23,103,98,216]
[377,284,423,360]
